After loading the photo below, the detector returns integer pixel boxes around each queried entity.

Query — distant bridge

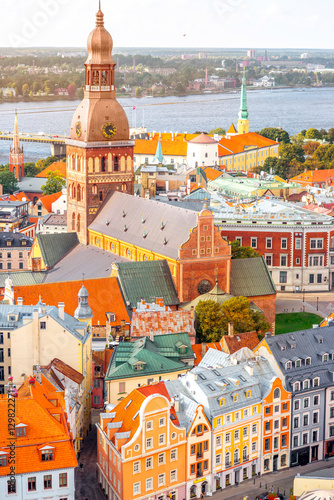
[0,133,68,156]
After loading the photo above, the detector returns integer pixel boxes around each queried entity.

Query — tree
[209,127,226,135]
[260,127,290,144]
[231,240,260,259]
[22,83,29,97]
[303,141,320,156]
[135,87,142,98]
[305,128,322,140]
[67,83,77,98]
[24,162,38,177]
[195,300,224,342]
[44,156,59,168]
[0,171,18,194]
[221,296,270,335]
[41,171,66,195]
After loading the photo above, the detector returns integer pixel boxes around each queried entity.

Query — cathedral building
[66,5,134,244]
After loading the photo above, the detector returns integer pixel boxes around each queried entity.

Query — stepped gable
[89,191,197,260]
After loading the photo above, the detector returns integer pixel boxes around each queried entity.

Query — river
[0,87,333,163]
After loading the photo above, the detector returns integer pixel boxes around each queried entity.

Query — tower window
[99,191,103,201]
[72,213,75,231]
[93,70,99,86]
[92,185,97,195]
[114,156,119,171]
[101,157,106,172]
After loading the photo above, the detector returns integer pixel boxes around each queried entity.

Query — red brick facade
[178,209,231,302]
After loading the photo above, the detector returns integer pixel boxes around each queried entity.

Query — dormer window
[303,380,309,390]
[295,359,301,368]
[286,361,292,370]
[219,398,225,407]
[233,394,239,403]
[8,315,17,323]
[305,357,311,365]
[313,377,320,387]
[16,423,27,437]
[246,390,252,398]
[323,353,329,362]
[0,453,8,466]
[40,446,54,461]
[6,241,11,247]
[179,346,187,354]
[293,382,300,392]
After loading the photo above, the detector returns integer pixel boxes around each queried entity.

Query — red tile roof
[134,138,188,156]
[188,133,217,144]
[0,374,77,476]
[222,331,259,354]
[290,169,334,185]
[36,162,67,179]
[42,358,84,385]
[203,167,223,181]
[218,132,278,157]
[39,191,62,213]
[192,342,224,365]
[131,309,196,341]
[14,277,130,326]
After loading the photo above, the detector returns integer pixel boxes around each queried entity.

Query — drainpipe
[323,388,327,462]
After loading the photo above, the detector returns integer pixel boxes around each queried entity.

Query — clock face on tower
[75,121,82,138]
[102,122,117,139]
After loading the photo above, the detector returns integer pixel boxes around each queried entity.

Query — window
[216,454,221,465]
[331,391,334,401]
[313,378,319,387]
[282,417,287,427]
[295,238,301,249]
[146,478,153,491]
[44,475,52,489]
[330,407,334,418]
[281,238,287,249]
[93,379,101,388]
[216,435,222,446]
[234,430,240,440]
[280,255,287,266]
[309,273,315,284]
[252,424,257,434]
[0,455,7,467]
[274,437,279,449]
[266,238,272,249]
[158,434,165,445]
[274,420,279,430]
[265,406,271,415]
[191,444,195,455]
[119,382,125,393]
[243,426,248,437]
[133,461,140,473]
[171,449,177,461]
[265,421,270,432]
[265,254,272,266]
[303,380,309,390]
[293,417,299,429]
[294,400,300,411]
[146,457,152,469]
[313,411,319,424]
[317,274,322,283]
[330,426,334,437]
[306,357,311,366]
[282,434,287,447]
[280,271,287,283]
[251,238,257,248]
[159,417,165,427]
[41,449,53,461]
[252,442,257,452]
[293,435,299,447]
[28,477,36,491]
[40,321,46,330]
[295,359,301,368]
[171,470,177,482]
[225,432,231,443]
[313,430,318,442]
[7,480,16,494]
[293,382,300,392]
[158,473,165,486]
[303,415,309,426]
[146,438,153,449]
[264,438,270,451]
[303,433,308,445]
[59,473,67,487]
[314,395,319,406]
[158,453,165,465]
[281,454,287,467]
[133,482,140,495]
[304,398,310,408]
[19,262,23,269]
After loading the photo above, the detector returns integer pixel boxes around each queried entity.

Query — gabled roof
[36,161,67,179]
[230,256,276,297]
[203,167,223,181]
[14,277,130,327]
[42,358,84,384]
[117,260,179,308]
[38,191,62,213]
[89,191,197,260]
[0,374,77,476]
[227,123,237,134]
[218,132,278,157]
[105,334,190,381]
[36,232,79,269]
[222,331,260,354]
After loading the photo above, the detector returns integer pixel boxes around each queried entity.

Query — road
[276,291,334,319]
[75,424,105,500]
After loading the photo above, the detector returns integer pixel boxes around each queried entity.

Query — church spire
[152,137,164,164]
[237,69,249,135]
[9,111,24,181]
[13,110,20,152]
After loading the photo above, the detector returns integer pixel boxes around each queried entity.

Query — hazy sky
[2,0,334,49]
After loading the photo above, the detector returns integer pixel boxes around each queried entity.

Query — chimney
[33,364,41,383]
[201,343,206,356]
[17,297,23,306]
[265,332,271,338]
[244,362,254,376]
[149,330,154,342]
[228,323,234,337]
[58,302,65,321]
[174,396,180,412]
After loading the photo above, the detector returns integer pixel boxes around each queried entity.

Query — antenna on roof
[82,273,85,284]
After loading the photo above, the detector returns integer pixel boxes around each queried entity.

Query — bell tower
[66,3,134,244]
[237,69,249,135]
[9,111,24,181]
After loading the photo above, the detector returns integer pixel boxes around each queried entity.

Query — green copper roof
[105,333,192,380]
[117,260,180,308]
[230,256,276,297]
[238,70,249,121]
[37,232,79,269]
[153,137,165,163]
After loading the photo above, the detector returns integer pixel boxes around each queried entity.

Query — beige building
[3,283,93,452]
[294,472,334,496]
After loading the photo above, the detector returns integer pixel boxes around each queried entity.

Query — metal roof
[230,256,276,297]
[37,232,79,269]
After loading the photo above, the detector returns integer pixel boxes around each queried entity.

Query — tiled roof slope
[41,358,84,384]
[218,132,278,156]
[203,167,223,181]
[134,139,188,156]
[13,277,130,326]
[230,256,276,297]
[222,331,259,354]
[117,260,179,308]
[36,161,67,178]
[263,326,334,392]
[38,191,62,213]
[37,232,79,269]
[290,169,334,185]
[131,309,195,339]
[0,374,77,476]
[105,334,191,381]
[44,244,129,283]
[89,191,197,260]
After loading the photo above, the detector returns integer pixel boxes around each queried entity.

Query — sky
[1,0,334,49]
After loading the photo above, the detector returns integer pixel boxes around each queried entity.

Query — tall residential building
[238,70,249,135]
[9,112,24,181]
[66,4,134,244]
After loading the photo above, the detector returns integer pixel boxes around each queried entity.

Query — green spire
[153,137,164,164]
[238,69,249,120]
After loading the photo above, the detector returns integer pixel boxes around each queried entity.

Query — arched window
[72,212,75,231]
[77,214,81,233]
[243,446,248,461]
[13,167,16,178]
[101,157,106,172]
[114,156,119,171]
[92,185,97,195]
[101,71,108,86]
[87,70,90,86]
[72,185,76,200]
[77,185,81,202]
[77,157,80,171]
[122,183,127,191]
[225,452,230,467]
[93,70,99,86]
[234,449,239,463]
[273,388,280,399]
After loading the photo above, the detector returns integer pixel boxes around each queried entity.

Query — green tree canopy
[195,300,224,342]
[259,127,290,144]
[41,171,66,195]
[209,127,226,135]
[305,128,322,140]
[0,171,18,194]
[230,240,260,259]
[24,162,38,177]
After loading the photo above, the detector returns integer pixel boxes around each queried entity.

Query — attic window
[239,375,246,382]
[0,454,7,466]
[207,384,215,392]
[233,394,239,403]
[213,370,220,376]
[246,390,252,398]
[132,411,139,421]
[133,363,144,371]
[179,346,187,354]
[219,398,225,406]
[40,449,54,461]
[125,399,132,410]
[198,373,207,380]
[16,424,27,437]
[21,240,27,246]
